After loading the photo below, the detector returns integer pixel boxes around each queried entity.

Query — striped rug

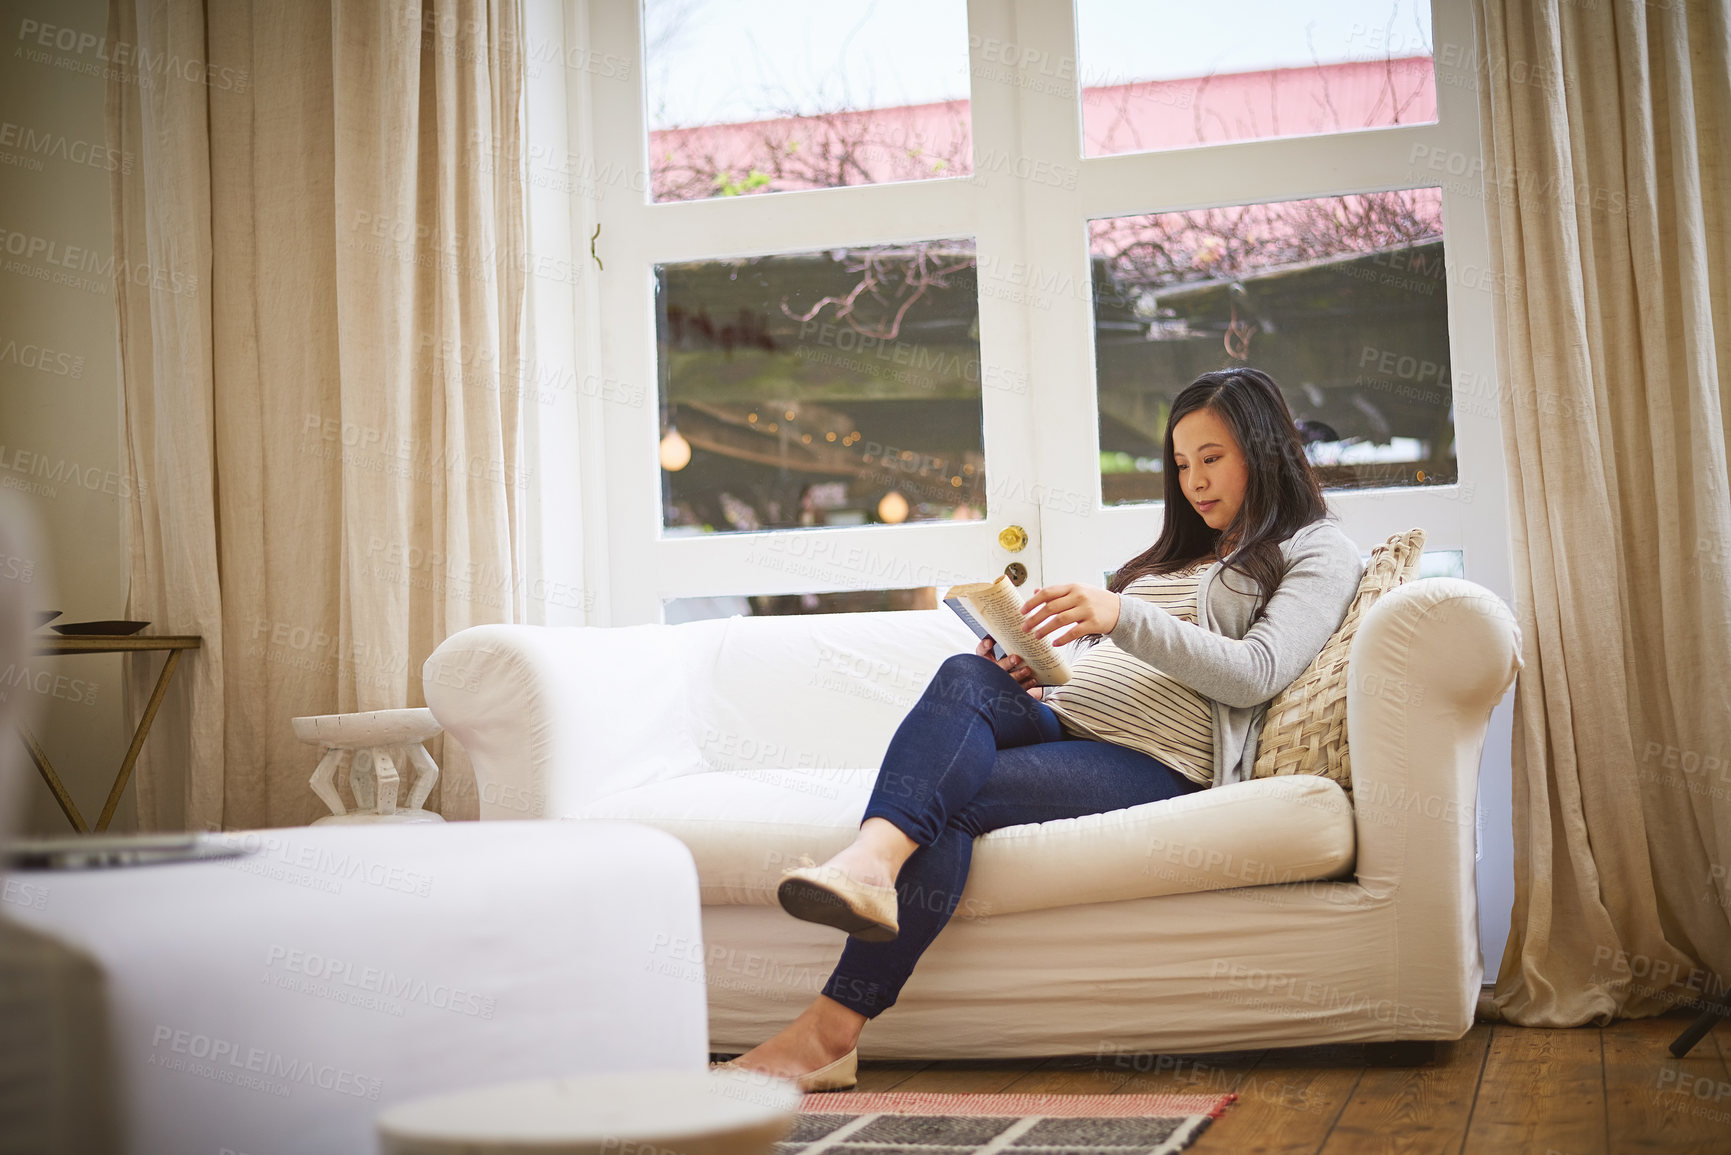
[784,1092,1235,1155]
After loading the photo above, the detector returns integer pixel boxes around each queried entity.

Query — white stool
[294,707,446,825]
[376,1069,801,1155]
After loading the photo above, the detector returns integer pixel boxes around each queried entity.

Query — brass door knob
[998,525,1028,552]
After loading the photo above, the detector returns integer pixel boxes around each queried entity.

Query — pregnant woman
[718,367,1364,1090]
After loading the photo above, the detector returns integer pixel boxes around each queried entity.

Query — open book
[943,576,1072,685]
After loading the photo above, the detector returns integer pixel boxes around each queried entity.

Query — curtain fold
[1474,0,1731,1025]
[112,0,528,830]
[109,0,223,831]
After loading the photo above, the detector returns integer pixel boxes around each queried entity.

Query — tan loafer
[710,1048,859,1092]
[793,1047,858,1092]
[777,861,899,942]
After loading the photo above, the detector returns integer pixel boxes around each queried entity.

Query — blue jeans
[819,653,1206,1018]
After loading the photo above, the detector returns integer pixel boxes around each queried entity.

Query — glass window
[643,0,973,201]
[656,241,987,534]
[1076,0,1435,157]
[1091,188,1453,504]
[1418,549,1465,580]
[665,587,939,623]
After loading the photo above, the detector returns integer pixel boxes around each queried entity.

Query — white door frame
[578,0,1070,626]
[557,0,1516,980]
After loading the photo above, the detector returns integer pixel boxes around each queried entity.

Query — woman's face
[1172,406,1249,535]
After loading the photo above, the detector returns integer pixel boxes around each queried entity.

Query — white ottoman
[5,821,707,1155]
[377,1069,800,1155]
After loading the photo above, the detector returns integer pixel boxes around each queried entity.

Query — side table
[294,707,446,824]
[17,633,202,832]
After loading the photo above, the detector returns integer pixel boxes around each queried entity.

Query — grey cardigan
[1101,520,1364,788]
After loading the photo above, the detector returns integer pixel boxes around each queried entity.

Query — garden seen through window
[607,0,1488,626]
[643,0,973,201]
[1090,188,1456,505]
[1076,0,1436,156]
[655,243,987,536]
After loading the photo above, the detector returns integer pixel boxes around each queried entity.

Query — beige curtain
[1474,0,1731,1025]
[110,0,528,830]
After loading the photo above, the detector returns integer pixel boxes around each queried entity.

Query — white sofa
[424,578,1520,1060]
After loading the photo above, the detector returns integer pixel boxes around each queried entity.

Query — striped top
[1043,560,1216,786]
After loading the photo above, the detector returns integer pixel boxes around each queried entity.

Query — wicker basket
[1250,528,1427,799]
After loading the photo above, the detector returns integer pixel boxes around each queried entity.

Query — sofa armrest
[1346,578,1521,1000]
[423,624,711,820]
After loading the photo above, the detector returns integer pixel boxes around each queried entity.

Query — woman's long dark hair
[1108,368,1327,615]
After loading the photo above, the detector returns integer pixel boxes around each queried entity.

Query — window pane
[665,587,938,623]
[644,0,972,202]
[1077,0,1435,156]
[1417,550,1464,580]
[1091,188,1454,503]
[656,241,987,534]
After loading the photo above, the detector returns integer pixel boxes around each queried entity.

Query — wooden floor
[842,1008,1731,1154]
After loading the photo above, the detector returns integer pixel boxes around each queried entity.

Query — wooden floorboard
[994,1056,1140,1095]
[847,1009,1731,1154]
[879,1057,1045,1094]
[850,1059,931,1093]
[1320,1027,1492,1155]
[1108,1046,1266,1102]
[1460,1018,1606,1155]
[1603,1010,1731,1153]
[1193,1042,1366,1154]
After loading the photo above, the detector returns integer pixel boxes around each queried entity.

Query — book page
[943,576,1071,685]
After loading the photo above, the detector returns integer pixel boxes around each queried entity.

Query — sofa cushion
[425,622,714,816]
[687,609,979,775]
[577,770,1355,917]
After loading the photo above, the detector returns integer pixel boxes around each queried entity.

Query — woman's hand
[1020,583,1121,648]
[975,635,1044,698]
